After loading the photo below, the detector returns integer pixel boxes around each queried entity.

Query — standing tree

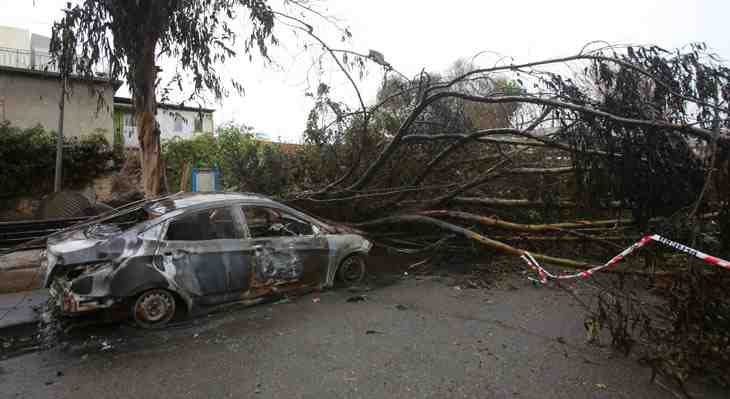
[50,0,277,197]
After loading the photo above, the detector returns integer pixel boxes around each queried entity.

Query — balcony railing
[0,46,110,77]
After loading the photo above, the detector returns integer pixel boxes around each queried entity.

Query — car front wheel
[132,289,177,329]
[337,254,367,287]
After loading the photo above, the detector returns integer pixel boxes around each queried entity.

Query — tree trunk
[134,35,164,198]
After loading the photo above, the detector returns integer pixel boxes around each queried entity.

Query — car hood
[44,223,136,280]
[47,224,122,261]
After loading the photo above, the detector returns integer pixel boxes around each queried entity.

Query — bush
[162,124,292,196]
[0,122,118,198]
[162,134,219,191]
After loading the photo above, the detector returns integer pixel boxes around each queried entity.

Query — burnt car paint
[43,193,372,318]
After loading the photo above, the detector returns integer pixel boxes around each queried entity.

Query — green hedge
[0,122,118,198]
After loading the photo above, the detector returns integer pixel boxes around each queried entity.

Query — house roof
[113,96,215,113]
[0,65,122,89]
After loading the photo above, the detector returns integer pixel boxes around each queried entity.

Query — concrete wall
[30,33,51,69]
[0,26,32,70]
[0,26,30,49]
[30,33,50,52]
[0,70,115,143]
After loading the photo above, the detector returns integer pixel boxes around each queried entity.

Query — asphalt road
[1,273,726,399]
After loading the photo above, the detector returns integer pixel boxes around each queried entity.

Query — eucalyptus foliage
[50,0,277,102]
[50,0,278,196]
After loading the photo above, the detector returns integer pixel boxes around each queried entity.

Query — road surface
[1,273,726,398]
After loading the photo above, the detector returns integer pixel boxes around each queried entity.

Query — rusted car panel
[42,193,372,326]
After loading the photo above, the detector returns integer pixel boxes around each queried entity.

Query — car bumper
[49,278,113,315]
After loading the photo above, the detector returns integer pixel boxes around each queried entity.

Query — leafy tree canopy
[51,0,277,103]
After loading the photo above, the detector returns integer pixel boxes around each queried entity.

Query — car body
[42,192,372,327]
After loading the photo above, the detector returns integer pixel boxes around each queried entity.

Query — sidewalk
[0,250,43,294]
[0,249,42,271]
[0,289,48,332]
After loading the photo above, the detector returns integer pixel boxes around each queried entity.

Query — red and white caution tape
[521,234,730,284]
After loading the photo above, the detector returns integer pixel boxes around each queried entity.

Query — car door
[239,205,330,291]
[158,206,249,305]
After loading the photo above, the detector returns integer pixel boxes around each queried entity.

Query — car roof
[143,192,275,215]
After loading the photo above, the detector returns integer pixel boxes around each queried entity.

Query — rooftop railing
[0,46,110,77]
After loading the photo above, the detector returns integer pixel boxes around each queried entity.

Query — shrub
[0,122,118,198]
[162,124,291,196]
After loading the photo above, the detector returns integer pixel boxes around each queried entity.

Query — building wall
[116,106,214,148]
[158,108,215,139]
[30,33,51,69]
[0,26,30,49]
[0,70,115,143]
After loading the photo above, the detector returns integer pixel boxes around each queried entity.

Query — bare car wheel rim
[340,256,365,283]
[134,291,175,326]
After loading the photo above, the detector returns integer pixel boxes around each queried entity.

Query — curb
[0,289,48,333]
[0,268,43,294]
[0,249,42,272]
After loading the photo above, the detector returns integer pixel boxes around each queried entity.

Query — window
[123,113,136,128]
[173,115,184,133]
[194,114,203,132]
[139,223,164,240]
[165,208,241,241]
[242,206,315,238]
[123,113,136,139]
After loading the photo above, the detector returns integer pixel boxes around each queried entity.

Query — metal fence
[0,46,56,72]
[0,46,110,76]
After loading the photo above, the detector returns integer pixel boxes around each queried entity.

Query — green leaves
[51,0,277,102]
[0,123,117,198]
[162,123,291,195]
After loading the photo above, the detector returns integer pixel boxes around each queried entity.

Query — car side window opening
[165,207,241,241]
[139,223,164,240]
[242,206,315,238]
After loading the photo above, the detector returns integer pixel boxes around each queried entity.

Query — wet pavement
[1,273,727,399]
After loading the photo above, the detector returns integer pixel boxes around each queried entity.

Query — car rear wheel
[337,254,367,287]
[132,289,176,329]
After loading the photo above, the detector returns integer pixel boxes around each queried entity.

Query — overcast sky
[2,0,728,142]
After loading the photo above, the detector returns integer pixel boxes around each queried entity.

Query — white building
[0,25,53,71]
[113,97,215,148]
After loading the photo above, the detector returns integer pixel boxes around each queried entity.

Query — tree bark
[134,35,163,198]
[353,214,595,269]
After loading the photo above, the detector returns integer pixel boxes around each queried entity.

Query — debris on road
[273,297,291,305]
[346,295,367,303]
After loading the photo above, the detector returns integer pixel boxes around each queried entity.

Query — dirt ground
[1,267,727,399]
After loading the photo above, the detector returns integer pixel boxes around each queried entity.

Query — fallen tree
[279,40,729,393]
[45,4,730,390]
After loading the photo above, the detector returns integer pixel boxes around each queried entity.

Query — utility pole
[54,69,66,192]
[54,4,71,192]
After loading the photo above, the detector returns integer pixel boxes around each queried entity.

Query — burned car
[42,193,372,328]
